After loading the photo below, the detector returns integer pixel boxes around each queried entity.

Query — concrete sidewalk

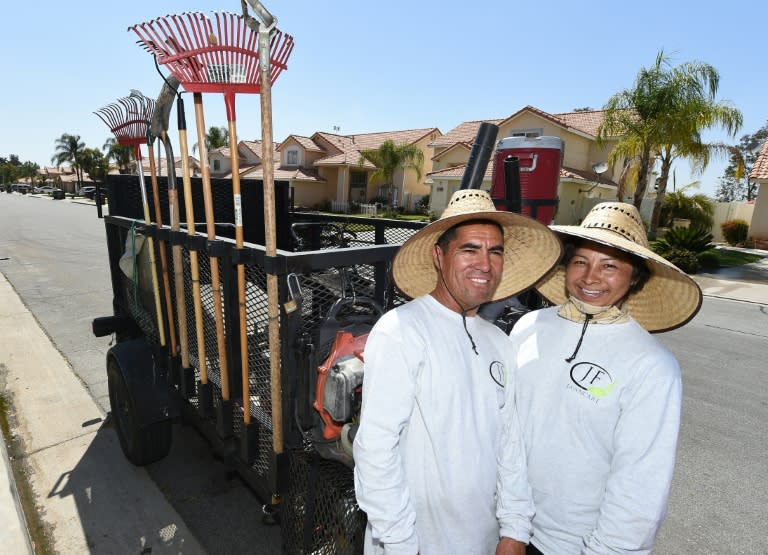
[0,273,204,554]
[1,255,766,553]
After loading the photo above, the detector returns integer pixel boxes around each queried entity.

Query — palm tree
[648,62,742,234]
[51,133,86,191]
[599,51,741,218]
[659,182,715,230]
[20,161,40,187]
[192,126,230,155]
[358,140,424,206]
[103,137,133,174]
[81,148,109,185]
[598,51,671,207]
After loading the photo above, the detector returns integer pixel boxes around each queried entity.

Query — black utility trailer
[93,173,426,553]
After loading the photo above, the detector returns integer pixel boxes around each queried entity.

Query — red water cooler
[490,136,563,225]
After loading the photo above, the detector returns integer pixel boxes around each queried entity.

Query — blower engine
[306,297,381,468]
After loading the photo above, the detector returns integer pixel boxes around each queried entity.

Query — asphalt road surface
[1,193,766,553]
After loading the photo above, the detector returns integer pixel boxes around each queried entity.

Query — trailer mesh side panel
[282,450,365,555]
[181,248,224,400]
[244,263,273,476]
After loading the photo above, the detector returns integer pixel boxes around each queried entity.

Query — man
[353,189,562,555]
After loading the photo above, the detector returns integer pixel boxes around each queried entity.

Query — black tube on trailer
[503,155,522,214]
[459,122,499,190]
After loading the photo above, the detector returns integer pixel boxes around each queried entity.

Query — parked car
[79,186,96,199]
[34,186,56,195]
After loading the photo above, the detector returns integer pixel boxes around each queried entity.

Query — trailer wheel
[108,358,172,465]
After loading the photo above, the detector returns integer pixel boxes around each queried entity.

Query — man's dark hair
[435,218,504,250]
[562,239,650,296]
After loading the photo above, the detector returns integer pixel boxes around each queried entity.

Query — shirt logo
[489,360,505,388]
[570,362,616,398]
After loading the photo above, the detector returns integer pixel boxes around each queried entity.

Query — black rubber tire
[107,358,172,466]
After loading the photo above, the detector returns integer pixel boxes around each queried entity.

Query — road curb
[0,424,34,554]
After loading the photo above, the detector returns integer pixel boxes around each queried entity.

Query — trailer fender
[106,338,179,427]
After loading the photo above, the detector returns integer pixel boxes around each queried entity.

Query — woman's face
[565,242,635,307]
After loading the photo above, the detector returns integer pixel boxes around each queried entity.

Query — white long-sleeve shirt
[354,295,533,555]
[508,307,682,554]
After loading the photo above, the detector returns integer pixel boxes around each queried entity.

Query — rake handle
[178,96,209,385]
[257,22,284,456]
[194,93,229,399]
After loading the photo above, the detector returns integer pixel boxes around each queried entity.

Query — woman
[496,202,702,555]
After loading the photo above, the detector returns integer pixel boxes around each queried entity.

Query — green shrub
[697,250,720,271]
[720,219,749,246]
[663,248,700,274]
[652,226,713,254]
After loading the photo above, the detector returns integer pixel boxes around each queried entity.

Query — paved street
[1,192,767,553]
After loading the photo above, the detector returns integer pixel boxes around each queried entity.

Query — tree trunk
[649,158,672,238]
[633,146,652,210]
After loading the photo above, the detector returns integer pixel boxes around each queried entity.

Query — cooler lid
[496,135,563,151]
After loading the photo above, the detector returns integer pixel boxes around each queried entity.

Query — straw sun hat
[392,189,562,303]
[536,202,703,332]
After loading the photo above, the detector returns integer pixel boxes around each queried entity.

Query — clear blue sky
[1,0,766,198]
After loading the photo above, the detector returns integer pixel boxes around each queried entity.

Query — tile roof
[431,107,609,150]
[430,119,504,148]
[560,165,617,186]
[427,162,494,180]
[238,162,326,182]
[241,140,263,158]
[308,128,439,168]
[749,139,768,180]
[278,135,325,152]
[240,140,279,159]
[554,109,609,137]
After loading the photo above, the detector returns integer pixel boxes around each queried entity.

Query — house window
[350,171,367,187]
[213,159,220,171]
[350,171,368,202]
[508,128,543,138]
[286,149,299,165]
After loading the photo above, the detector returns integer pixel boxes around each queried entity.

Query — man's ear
[432,244,442,271]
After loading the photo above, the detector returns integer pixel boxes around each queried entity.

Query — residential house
[130,155,202,177]
[34,166,93,193]
[747,139,768,246]
[210,129,442,212]
[427,106,628,224]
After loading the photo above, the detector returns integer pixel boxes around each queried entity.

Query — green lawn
[713,248,763,267]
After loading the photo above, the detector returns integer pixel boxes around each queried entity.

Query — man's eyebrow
[456,241,505,251]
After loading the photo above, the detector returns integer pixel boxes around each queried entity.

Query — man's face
[431,223,504,315]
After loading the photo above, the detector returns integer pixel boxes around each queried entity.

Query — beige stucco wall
[209,151,230,175]
[747,183,768,241]
[292,180,335,208]
[428,177,492,216]
[432,146,471,172]
[712,202,755,242]
[401,133,438,199]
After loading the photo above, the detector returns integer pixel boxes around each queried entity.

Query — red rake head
[129,11,294,95]
[94,90,155,148]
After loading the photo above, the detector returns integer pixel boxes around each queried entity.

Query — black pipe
[459,122,499,190]
[503,155,522,214]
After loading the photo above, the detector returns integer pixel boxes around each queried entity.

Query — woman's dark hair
[562,238,650,297]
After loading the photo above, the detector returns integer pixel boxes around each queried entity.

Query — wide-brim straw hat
[536,202,702,332]
[392,189,562,302]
